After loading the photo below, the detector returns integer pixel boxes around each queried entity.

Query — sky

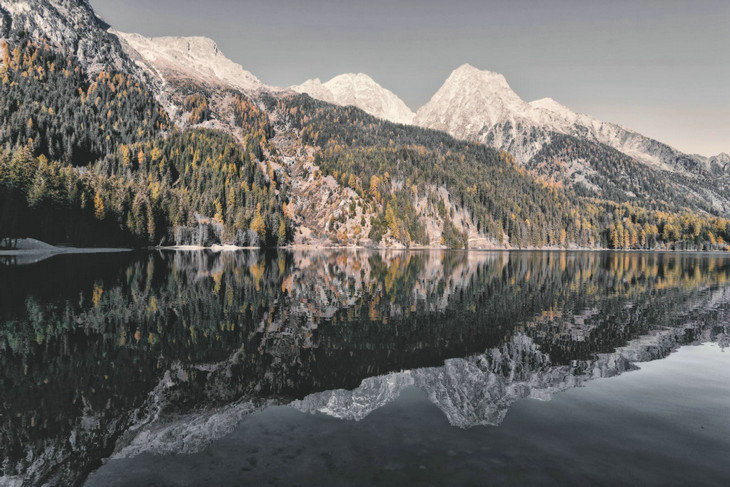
[90,0,729,157]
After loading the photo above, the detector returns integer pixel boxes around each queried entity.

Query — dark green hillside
[529,133,729,216]
[0,40,169,165]
[0,41,289,246]
[280,94,590,247]
[97,129,290,245]
[278,94,730,250]
[0,38,728,250]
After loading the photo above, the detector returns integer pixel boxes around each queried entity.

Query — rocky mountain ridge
[291,73,415,125]
[5,0,720,177]
[414,64,714,177]
[113,30,263,95]
[0,0,149,83]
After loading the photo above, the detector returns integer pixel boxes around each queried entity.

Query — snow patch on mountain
[415,63,705,175]
[415,63,532,136]
[291,73,415,125]
[113,31,263,93]
[529,96,677,171]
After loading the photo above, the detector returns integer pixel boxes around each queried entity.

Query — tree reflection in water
[1,250,729,485]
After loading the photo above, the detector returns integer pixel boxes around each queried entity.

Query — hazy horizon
[90,0,728,157]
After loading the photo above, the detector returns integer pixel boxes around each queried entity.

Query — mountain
[415,64,713,175]
[414,64,550,163]
[414,63,730,215]
[708,152,730,172]
[1,0,728,252]
[0,0,143,78]
[528,96,711,175]
[291,73,415,125]
[113,31,263,95]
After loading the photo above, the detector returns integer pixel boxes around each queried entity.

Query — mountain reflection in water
[1,250,729,486]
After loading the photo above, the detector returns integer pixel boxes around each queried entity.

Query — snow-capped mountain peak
[530,97,579,120]
[291,73,415,125]
[415,64,711,176]
[434,63,528,126]
[450,63,511,90]
[112,31,263,93]
[414,63,537,152]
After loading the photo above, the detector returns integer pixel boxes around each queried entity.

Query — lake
[1,250,729,486]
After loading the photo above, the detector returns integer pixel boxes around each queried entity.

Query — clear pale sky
[90,0,729,157]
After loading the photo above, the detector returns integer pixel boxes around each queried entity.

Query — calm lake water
[1,250,729,486]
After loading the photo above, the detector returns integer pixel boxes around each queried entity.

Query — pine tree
[146,202,156,241]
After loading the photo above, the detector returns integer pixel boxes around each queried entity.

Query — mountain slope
[414,63,716,177]
[528,133,730,215]
[708,152,730,173]
[113,31,263,94]
[291,73,415,125]
[414,63,551,164]
[1,0,728,251]
[0,0,144,80]
[414,63,729,215]
[528,96,708,175]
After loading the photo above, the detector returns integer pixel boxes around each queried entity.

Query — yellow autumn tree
[214,199,224,223]
[385,203,398,239]
[559,228,567,247]
[251,204,266,239]
[369,175,380,202]
[150,146,162,162]
[94,191,105,220]
[120,145,131,166]
[1,41,10,67]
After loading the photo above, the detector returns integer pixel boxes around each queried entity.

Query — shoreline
[3,238,726,256]
[155,244,729,254]
[0,238,131,257]
[0,247,132,257]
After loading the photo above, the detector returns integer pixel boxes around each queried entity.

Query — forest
[529,133,728,217]
[0,40,290,247]
[279,94,730,249]
[0,38,728,250]
[0,40,169,165]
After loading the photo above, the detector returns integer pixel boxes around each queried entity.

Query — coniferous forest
[0,41,290,247]
[0,39,728,249]
[279,94,730,250]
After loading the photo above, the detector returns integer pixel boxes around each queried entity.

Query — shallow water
[1,250,728,486]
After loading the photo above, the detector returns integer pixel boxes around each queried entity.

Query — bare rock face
[291,73,416,125]
[708,152,730,173]
[0,0,142,78]
[112,31,263,94]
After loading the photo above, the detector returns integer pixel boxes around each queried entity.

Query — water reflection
[1,251,729,485]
